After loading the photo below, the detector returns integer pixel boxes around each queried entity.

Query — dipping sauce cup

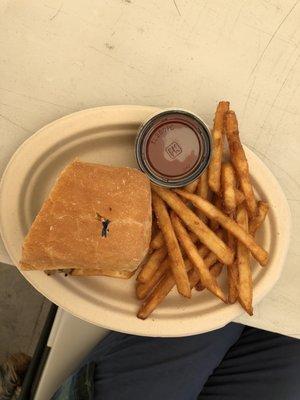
[135,109,212,188]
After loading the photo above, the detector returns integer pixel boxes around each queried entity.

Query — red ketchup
[135,110,212,188]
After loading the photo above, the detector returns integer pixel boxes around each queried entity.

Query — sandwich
[20,160,152,278]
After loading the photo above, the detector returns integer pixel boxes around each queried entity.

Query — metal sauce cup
[135,109,212,188]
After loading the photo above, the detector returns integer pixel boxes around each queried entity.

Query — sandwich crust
[20,160,152,276]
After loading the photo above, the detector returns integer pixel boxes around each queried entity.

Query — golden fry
[202,251,218,269]
[137,246,167,283]
[152,192,191,298]
[227,261,239,304]
[221,162,237,213]
[198,243,210,259]
[138,249,222,319]
[236,204,253,315]
[150,228,198,251]
[137,259,193,320]
[195,229,223,290]
[235,189,245,205]
[210,262,223,277]
[208,101,230,194]
[189,231,199,244]
[196,169,209,222]
[150,230,165,250]
[151,185,234,265]
[138,232,203,300]
[184,179,199,193]
[226,229,239,304]
[194,251,221,290]
[174,189,268,266]
[137,272,178,320]
[210,195,222,231]
[171,212,226,302]
[197,169,209,198]
[249,201,269,236]
[225,111,257,216]
[195,262,223,291]
[136,258,169,300]
[136,103,271,320]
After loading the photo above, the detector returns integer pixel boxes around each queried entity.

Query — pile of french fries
[136,101,270,319]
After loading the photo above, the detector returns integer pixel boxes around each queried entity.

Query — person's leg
[52,323,244,400]
[198,327,300,400]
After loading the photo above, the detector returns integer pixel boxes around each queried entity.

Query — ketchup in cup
[135,110,212,188]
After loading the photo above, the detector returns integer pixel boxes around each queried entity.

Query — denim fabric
[52,324,300,400]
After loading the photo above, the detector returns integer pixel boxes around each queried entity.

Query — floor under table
[0,262,50,362]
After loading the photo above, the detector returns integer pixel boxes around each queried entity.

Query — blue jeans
[52,323,300,400]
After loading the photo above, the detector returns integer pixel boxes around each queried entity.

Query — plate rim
[0,105,291,336]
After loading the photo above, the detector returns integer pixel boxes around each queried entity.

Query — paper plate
[0,105,291,337]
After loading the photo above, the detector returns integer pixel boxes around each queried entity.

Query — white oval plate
[0,105,291,337]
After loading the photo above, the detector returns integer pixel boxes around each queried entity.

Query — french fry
[171,212,226,302]
[137,272,179,320]
[194,229,224,290]
[195,262,223,291]
[152,192,191,298]
[137,102,270,320]
[192,274,204,290]
[199,251,218,268]
[174,189,269,266]
[137,246,167,283]
[211,262,223,278]
[188,231,198,243]
[137,242,210,301]
[210,195,222,231]
[137,259,193,320]
[249,201,269,236]
[194,229,223,290]
[150,231,165,250]
[208,101,230,194]
[226,230,239,304]
[198,243,210,259]
[197,169,209,198]
[235,189,245,205]
[184,179,199,193]
[136,258,169,300]
[150,229,198,251]
[151,185,234,265]
[236,204,253,315]
[196,169,209,222]
[179,230,199,248]
[192,251,221,290]
[225,111,257,216]
[138,250,221,319]
[221,162,237,213]
[227,261,239,303]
